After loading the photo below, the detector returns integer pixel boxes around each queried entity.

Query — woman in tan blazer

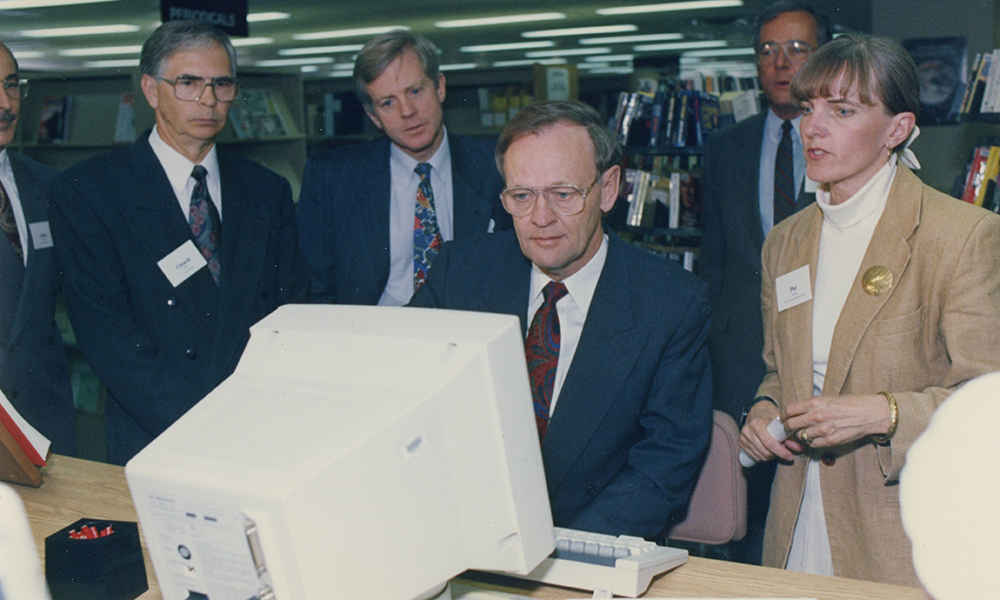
[739,34,1000,587]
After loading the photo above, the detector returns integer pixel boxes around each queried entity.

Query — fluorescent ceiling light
[0,0,115,7]
[11,51,44,59]
[84,58,140,68]
[436,13,564,28]
[439,63,478,71]
[597,1,743,16]
[328,71,353,78]
[580,33,683,45]
[22,24,140,38]
[526,48,612,58]
[682,47,754,57]
[523,24,637,38]
[462,41,554,53]
[231,38,273,47]
[634,40,728,51]
[279,44,364,56]
[248,12,289,22]
[586,66,634,75]
[492,58,566,68]
[255,57,335,67]
[293,26,409,41]
[58,45,142,56]
[585,54,634,62]
[300,65,319,73]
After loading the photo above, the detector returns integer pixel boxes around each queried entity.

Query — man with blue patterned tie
[49,20,308,464]
[297,31,510,306]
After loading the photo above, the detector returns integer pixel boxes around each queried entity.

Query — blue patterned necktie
[773,120,796,225]
[189,165,221,286]
[413,162,442,291]
[0,179,23,264]
[525,281,568,441]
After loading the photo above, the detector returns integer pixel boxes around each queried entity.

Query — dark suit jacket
[296,132,510,304]
[699,113,814,420]
[49,132,309,464]
[0,152,75,454]
[410,229,713,539]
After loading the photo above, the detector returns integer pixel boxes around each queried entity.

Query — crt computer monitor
[125,304,555,600]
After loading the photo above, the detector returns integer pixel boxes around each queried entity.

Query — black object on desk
[45,518,148,600]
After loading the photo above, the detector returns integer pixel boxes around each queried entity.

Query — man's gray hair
[140,19,236,78]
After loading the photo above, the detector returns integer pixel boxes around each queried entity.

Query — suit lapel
[778,206,822,403]
[542,233,645,492]
[350,137,392,287]
[449,133,493,237]
[483,235,532,335]
[123,137,218,329]
[822,167,920,395]
[7,154,45,342]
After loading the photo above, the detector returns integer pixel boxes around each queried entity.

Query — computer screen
[126,304,555,600]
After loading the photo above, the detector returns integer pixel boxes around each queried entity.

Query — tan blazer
[756,166,1000,586]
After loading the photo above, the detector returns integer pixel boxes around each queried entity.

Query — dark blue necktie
[774,120,796,225]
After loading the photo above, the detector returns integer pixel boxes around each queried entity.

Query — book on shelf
[228,88,290,140]
[976,147,1000,207]
[38,96,72,143]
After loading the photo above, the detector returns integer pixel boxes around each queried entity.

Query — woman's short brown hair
[790,33,919,118]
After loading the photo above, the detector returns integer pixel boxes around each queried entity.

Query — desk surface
[17,455,931,600]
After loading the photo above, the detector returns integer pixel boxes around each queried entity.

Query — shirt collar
[764,108,802,141]
[148,125,220,196]
[529,233,609,317]
[389,125,450,176]
[0,147,9,175]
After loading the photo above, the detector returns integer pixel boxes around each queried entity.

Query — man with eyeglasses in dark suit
[0,42,76,456]
[49,20,308,465]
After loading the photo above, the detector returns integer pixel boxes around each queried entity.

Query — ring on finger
[799,430,811,445]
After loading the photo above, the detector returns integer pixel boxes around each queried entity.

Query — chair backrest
[667,410,747,545]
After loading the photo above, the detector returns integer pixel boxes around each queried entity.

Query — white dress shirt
[379,128,454,307]
[527,234,609,415]
[0,148,27,266]
[147,125,222,222]
[759,109,807,235]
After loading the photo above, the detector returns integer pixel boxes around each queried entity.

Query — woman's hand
[739,399,798,463]
[782,394,892,448]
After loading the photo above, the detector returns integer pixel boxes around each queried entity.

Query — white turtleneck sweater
[785,155,899,576]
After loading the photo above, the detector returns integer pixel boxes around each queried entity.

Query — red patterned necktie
[525,281,568,440]
[774,120,796,225]
[189,165,221,286]
[413,162,442,291]
[0,179,23,263]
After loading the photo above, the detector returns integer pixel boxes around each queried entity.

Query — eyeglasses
[757,41,815,66]
[157,75,240,103]
[2,77,28,100]
[500,175,601,217]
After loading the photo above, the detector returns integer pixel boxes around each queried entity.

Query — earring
[886,146,892,158]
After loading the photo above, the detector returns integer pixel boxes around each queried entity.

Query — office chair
[667,410,747,545]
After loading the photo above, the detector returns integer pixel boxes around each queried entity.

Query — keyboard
[512,527,689,598]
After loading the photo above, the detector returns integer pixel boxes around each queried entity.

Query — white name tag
[158,240,207,287]
[775,264,812,312]
[28,221,53,250]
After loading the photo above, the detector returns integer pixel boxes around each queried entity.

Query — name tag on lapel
[158,240,207,287]
[775,265,812,312]
[28,221,53,250]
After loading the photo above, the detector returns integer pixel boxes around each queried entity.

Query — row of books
[611,88,721,148]
[960,145,1000,213]
[228,88,291,140]
[621,167,701,230]
[952,48,1000,121]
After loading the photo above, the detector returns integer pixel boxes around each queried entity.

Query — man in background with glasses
[49,20,308,465]
[411,100,712,539]
[0,42,76,457]
[699,0,830,564]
